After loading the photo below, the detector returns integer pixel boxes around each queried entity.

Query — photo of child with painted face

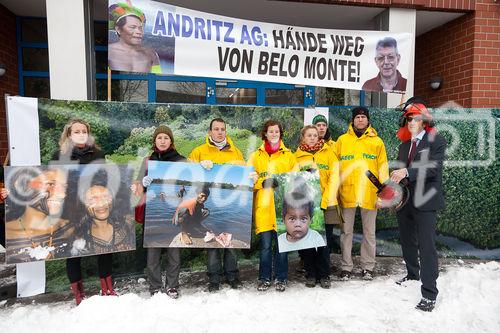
[277,184,325,253]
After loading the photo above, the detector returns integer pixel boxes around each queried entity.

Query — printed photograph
[143,161,254,248]
[273,171,326,253]
[4,164,135,264]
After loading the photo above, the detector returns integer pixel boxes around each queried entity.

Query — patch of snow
[0,262,499,333]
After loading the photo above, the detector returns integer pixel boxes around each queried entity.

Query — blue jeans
[258,230,288,282]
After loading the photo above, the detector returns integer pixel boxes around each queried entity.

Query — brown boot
[70,280,84,305]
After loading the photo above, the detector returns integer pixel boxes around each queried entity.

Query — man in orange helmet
[390,98,447,312]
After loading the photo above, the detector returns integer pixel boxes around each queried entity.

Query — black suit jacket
[397,131,447,211]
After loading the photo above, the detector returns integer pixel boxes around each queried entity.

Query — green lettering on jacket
[340,155,354,160]
[362,153,376,160]
[317,163,329,170]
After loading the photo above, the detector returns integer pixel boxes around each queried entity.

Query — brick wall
[0,4,18,164]
[415,0,499,107]
[291,0,475,11]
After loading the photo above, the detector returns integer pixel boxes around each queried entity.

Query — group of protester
[0,98,446,313]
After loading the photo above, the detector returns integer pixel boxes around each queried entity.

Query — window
[265,88,304,105]
[23,77,50,98]
[156,81,206,104]
[216,87,256,105]
[96,79,148,102]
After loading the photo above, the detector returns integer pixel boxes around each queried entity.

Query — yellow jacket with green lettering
[188,135,245,165]
[248,142,297,234]
[295,142,339,209]
[336,124,389,210]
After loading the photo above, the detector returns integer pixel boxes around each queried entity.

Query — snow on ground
[1,262,499,333]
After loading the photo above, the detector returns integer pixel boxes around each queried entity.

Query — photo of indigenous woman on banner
[142,161,254,249]
[4,164,135,264]
[273,171,326,253]
[107,0,412,93]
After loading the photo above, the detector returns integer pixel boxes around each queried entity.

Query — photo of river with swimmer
[143,184,253,248]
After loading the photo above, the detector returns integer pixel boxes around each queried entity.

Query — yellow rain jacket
[324,138,336,148]
[248,142,297,234]
[336,124,389,210]
[188,135,245,165]
[295,142,339,209]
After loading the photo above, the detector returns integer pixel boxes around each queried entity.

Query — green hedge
[328,107,500,249]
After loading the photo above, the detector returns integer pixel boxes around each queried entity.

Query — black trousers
[66,254,113,283]
[397,203,439,300]
[302,246,330,280]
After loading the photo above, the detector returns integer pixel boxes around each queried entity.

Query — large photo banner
[4,164,135,264]
[143,161,254,248]
[108,0,412,93]
[5,97,499,260]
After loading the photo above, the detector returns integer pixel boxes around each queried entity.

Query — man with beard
[5,168,73,263]
[336,107,389,281]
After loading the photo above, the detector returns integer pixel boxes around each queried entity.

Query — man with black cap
[336,106,388,281]
[390,100,446,312]
[311,115,342,255]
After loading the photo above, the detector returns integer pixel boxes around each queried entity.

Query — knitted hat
[351,106,369,122]
[153,125,173,143]
[109,2,146,30]
[312,114,328,125]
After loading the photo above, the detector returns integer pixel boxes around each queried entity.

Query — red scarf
[264,140,281,155]
[299,139,325,154]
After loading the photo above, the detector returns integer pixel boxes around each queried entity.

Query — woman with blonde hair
[52,119,115,305]
[295,125,340,288]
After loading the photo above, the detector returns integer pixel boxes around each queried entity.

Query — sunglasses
[406,115,423,123]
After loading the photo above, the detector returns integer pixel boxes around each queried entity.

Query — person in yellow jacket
[336,107,389,281]
[188,118,245,292]
[248,120,297,292]
[295,125,340,288]
[312,114,342,254]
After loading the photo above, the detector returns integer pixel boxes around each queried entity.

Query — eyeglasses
[406,116,423,123]
[375,54,397,62]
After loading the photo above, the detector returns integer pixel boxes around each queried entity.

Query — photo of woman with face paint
[4,167,74,263]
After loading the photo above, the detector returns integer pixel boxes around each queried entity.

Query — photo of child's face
[284,206,311,242]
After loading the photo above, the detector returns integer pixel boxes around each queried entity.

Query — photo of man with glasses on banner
[362,37,407,93]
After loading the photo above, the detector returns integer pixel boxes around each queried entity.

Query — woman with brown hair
[248,120,297,292]
[132,125,185,299]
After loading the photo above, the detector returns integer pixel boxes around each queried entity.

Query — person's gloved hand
[142,176,153,188]
[262,177,278,189]
[200,160,214,170]
[248,171,258,184]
